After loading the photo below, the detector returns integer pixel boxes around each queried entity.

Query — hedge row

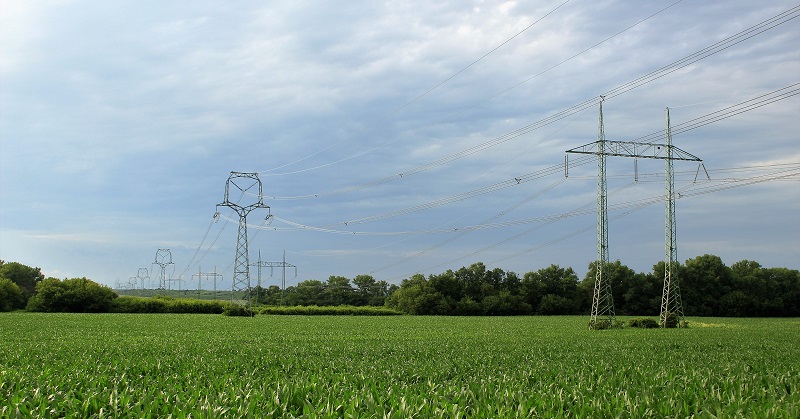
[111,296,227,314]
[256,305,403,316]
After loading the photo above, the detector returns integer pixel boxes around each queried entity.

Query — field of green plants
[1,314,798,418]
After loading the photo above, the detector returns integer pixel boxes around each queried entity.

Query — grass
[1,314,798,417]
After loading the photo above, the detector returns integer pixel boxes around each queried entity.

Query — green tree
[682,254,733,316]
[325,276,354,306]
[580,261,638,315]
[0,261,45,298]
[285,280,325,306]
[523,265,579,314]
[385,274,450,315]
[26,277,117,312]
[0,276,26,311]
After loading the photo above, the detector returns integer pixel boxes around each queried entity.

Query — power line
[219,163,799,237]
[258,0,575,176]
[259,7,798,199]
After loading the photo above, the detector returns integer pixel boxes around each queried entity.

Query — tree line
[252,275,398,307]
[2,255,799,316]
[384,255,800,317]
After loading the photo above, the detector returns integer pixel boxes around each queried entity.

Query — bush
[222,304,254,317]
[26,277,117,312]
[662,311,680,328]
[628,317,659,329]
[589,319,616,330]
[111,296,227,314]
[0,277,26,311]
[255,305,403,316]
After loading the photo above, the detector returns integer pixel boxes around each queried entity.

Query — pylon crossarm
[566,141,701,162]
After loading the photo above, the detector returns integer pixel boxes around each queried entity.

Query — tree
[352,274,376,305]
[580,260,639,315]
[385,274,450,315]
[682,254,733,316]
[0,276,25,311]
[523,265,580,314]
[26,277,117,312]
[0,261,45,298]
[284,280,325,306]
[325,276,354,306]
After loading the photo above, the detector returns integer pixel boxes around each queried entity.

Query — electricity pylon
[217,172,270,309]
[566,100,702,329]
[660,108,686,327]
[153,249,174,290]
[192,266,223,299]
[251,250,297,306]
[136,268,149,290]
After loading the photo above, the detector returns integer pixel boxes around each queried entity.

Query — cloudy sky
[1,0,798,290]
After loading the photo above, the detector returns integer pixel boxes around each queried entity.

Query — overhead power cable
[369,178,567,274]
[220,164,799,236]
[626,83,800,145]
[259,0,574,175]
[262,6,798,199]
[260,86,797,231]
[389,168,799,280]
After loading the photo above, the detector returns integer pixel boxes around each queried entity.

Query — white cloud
[1,0,798,285]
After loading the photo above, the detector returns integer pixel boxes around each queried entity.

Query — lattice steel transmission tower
[586,97,614,329]
[567,101,702,329]
[136,268,149,290]
[217,172,270,307]
[660,108,686,327]
[251,250,297,305]
[153,249,174,290]
[192,266,223,299]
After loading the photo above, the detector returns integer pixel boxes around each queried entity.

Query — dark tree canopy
[387,257,800,317]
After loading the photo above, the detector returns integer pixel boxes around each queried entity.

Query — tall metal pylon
[217,172,270,308]
[566,99,703,329]
[660,108,686,327]
[591,97,614,329]
[153,249,174,290]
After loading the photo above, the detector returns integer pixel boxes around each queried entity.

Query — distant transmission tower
[251,250,297,305]
[153,249,174,290]
[217,172,270,309]
[136,268,149,290]
[566,100,702,329]
[192,266,223,299]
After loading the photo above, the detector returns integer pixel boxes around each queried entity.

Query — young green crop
[1,314,798,417]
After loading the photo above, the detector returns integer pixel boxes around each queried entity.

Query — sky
[1,0,798,290]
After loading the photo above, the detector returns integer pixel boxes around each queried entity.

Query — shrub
[628,317,660,329]
[222,304,253,317]
[255,305,403,316]
[111,296,227,314]
[0,277,26,311]
[662,311,680,328]
[26,277,117,312]
[589,319,615,330]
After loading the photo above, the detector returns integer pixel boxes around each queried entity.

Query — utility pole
[566,101,702,329]
[153,249,174,290]
[217,172,270,311]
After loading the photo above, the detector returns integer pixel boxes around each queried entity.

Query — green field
[1,314,798,418]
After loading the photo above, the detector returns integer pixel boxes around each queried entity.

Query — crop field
[1,314,798,418]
